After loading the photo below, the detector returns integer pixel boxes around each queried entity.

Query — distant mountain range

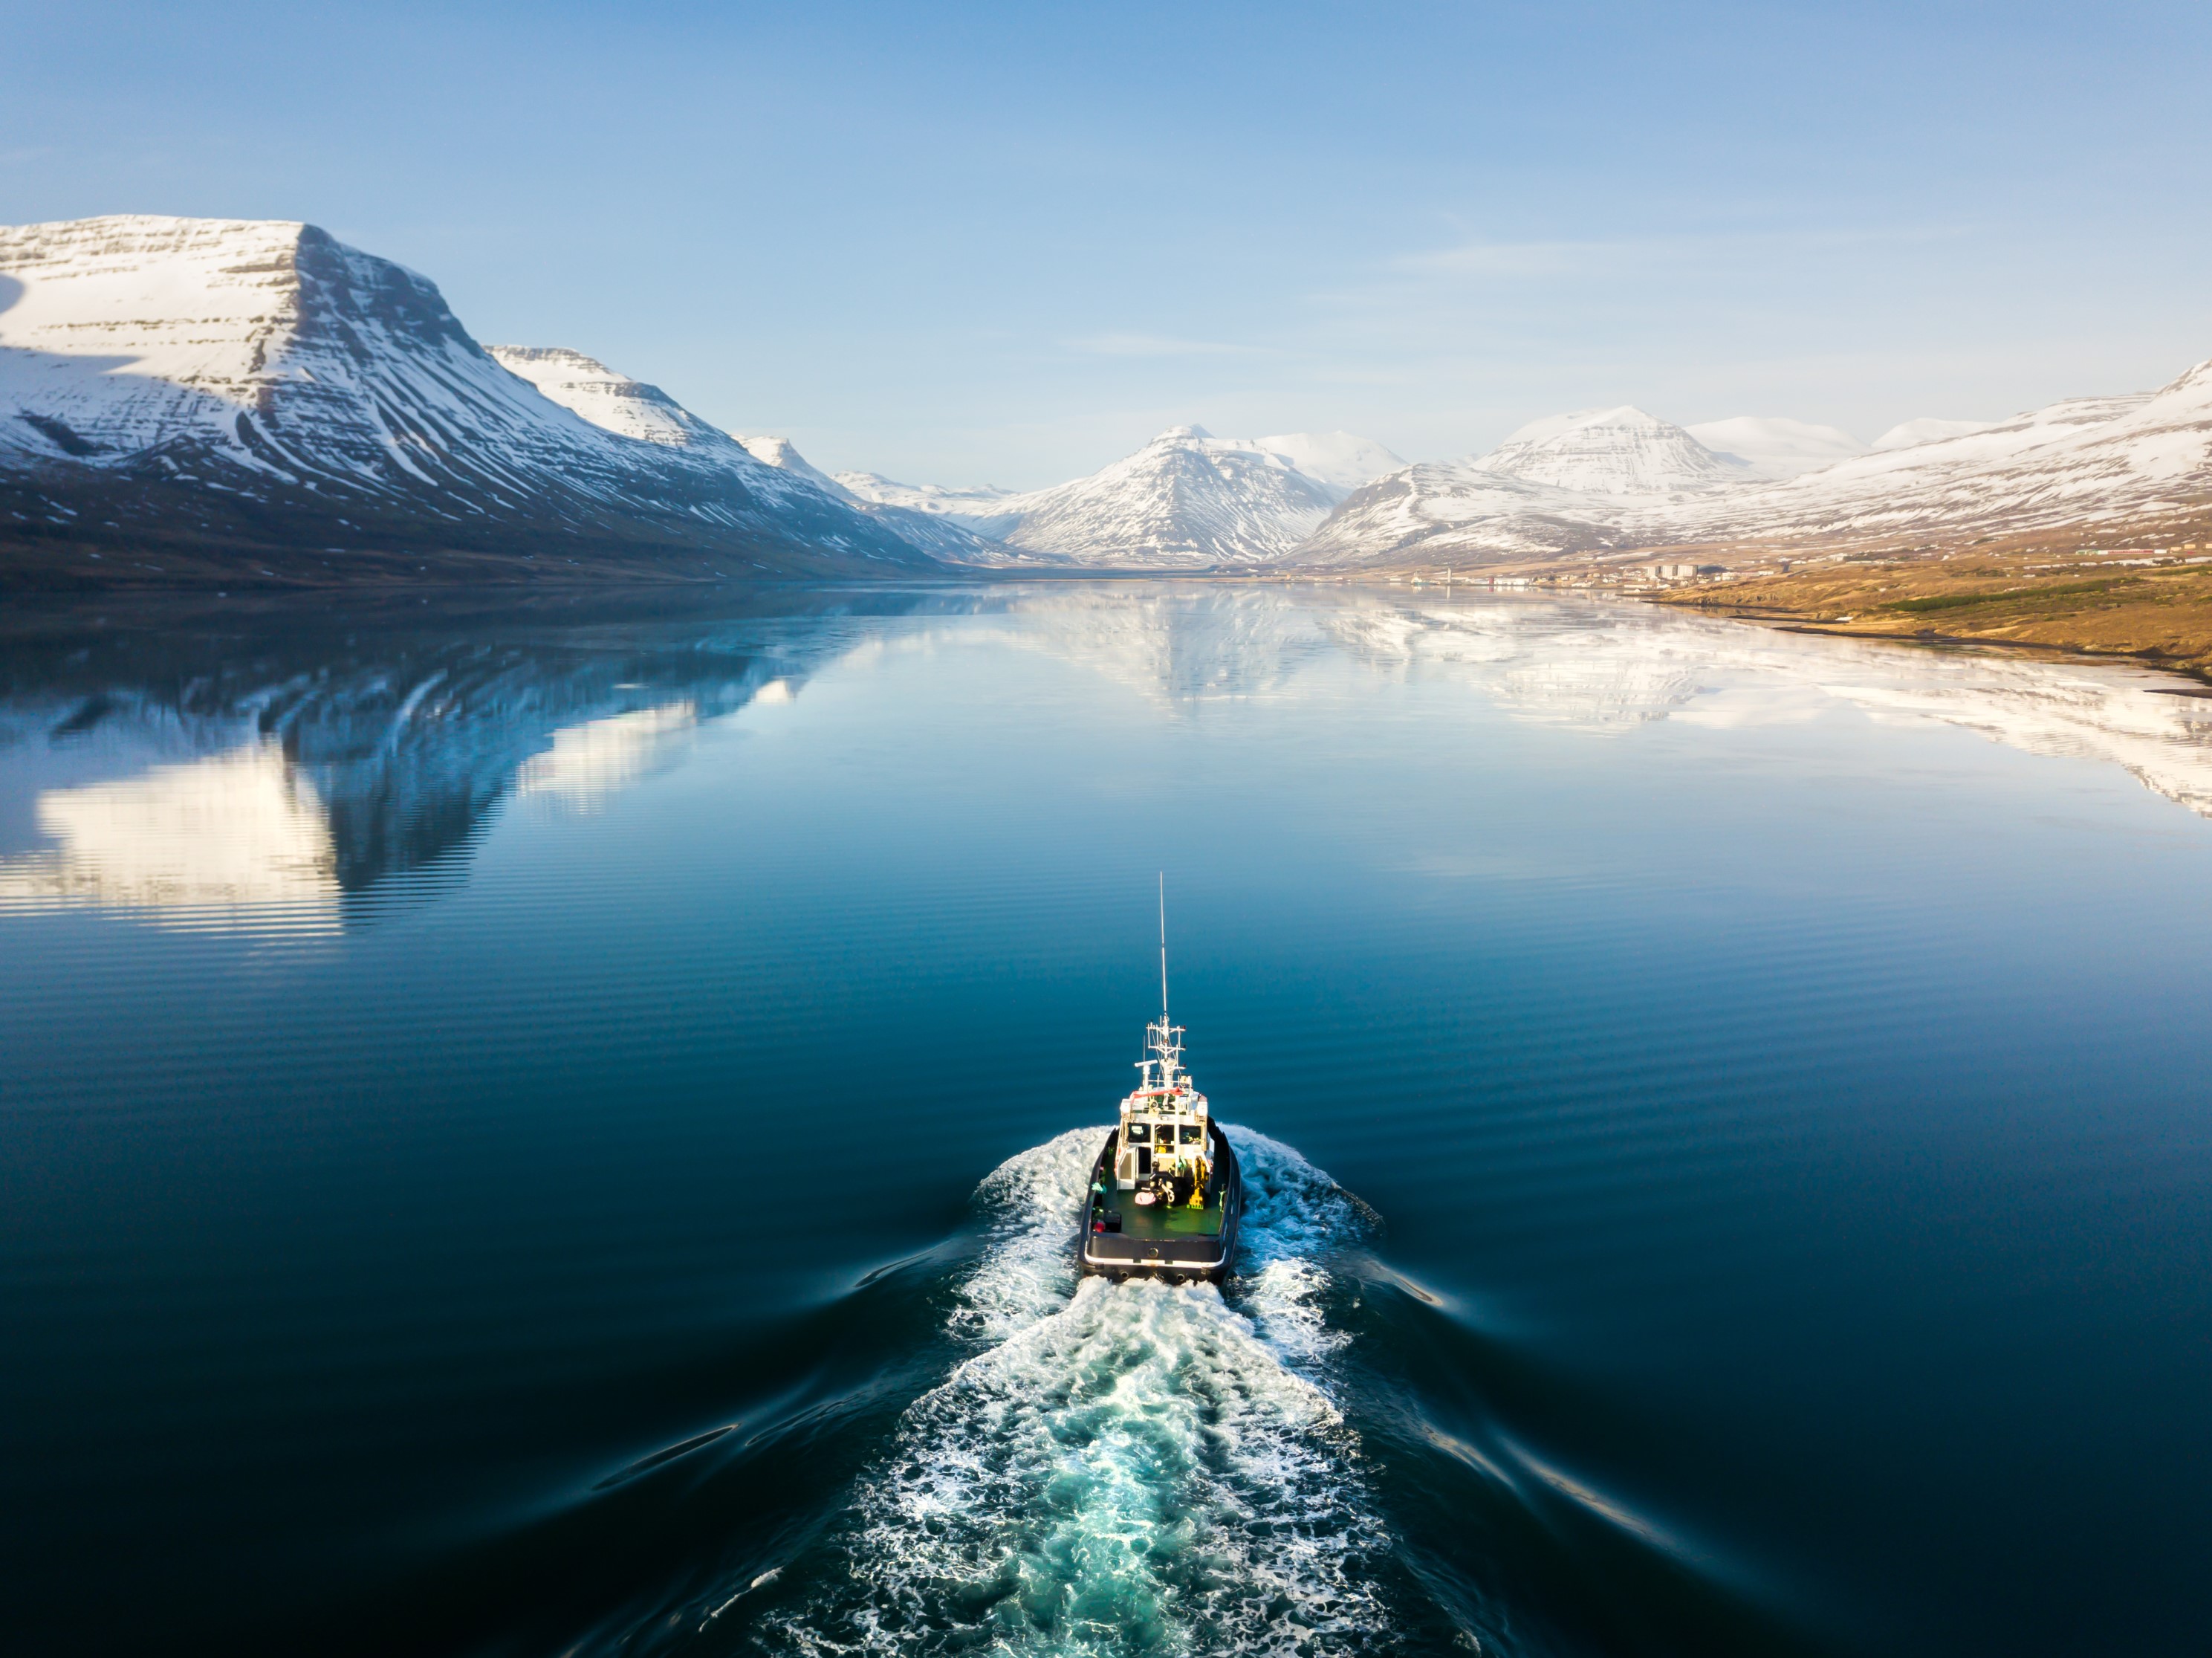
[1297,380,2211,568]
[836,427,1408,568]
[4,215,2206,586]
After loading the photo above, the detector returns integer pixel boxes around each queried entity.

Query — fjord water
[4,584,2211,1658]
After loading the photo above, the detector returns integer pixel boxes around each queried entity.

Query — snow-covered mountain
[1473,407,1747,497]
[1663,360,2212,552]
[1293,357,2212,569]
[0,216,935,579]
[989,426,1340,567]
[1684,416,1866,480]
[1291,406,1740,568]
[836,427,1405,569]
[835,428,1404,569]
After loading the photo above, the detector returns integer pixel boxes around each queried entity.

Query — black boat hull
[1077,1119,1242,1283]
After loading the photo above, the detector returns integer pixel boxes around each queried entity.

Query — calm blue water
[4,583,2210,1657]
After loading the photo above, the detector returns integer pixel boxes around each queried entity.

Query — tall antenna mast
[1158,871,1170,1023]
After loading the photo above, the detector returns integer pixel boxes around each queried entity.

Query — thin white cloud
[1388,221,1979,282]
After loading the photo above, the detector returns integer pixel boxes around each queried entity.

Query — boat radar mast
[1141,872,1186,1095]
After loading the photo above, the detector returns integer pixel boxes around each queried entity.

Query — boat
[1077,883,1242,1283]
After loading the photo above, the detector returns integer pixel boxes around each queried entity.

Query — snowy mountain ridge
[0,215,937,576]
[485,346,724,448]
[484,345,1042,566]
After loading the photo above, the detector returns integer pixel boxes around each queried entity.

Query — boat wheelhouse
[1078,980,1242,1283]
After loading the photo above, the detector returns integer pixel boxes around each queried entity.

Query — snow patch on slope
[1872,417,1999,452]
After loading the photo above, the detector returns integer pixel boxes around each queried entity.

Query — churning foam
[757,1127,1389,1657]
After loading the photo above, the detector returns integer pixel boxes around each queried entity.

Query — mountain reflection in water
[4,583,2211,936]
[0,590,908,929]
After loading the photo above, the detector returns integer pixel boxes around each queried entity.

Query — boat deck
[1092,1187,1226,1240]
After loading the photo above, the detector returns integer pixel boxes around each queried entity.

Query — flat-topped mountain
[0,216,937,583]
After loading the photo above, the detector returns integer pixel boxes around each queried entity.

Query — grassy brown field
[1652,539,2212,680]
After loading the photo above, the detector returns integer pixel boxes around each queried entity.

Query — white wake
[755,1127,1388,1657]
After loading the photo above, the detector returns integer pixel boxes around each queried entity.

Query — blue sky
[4,0,2209,486]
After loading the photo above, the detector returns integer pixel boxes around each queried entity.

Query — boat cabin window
[1180,1124,1201,1144]
[1126,1122,1150,1143]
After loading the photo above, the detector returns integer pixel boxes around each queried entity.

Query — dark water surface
[4,583,2210,1657]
